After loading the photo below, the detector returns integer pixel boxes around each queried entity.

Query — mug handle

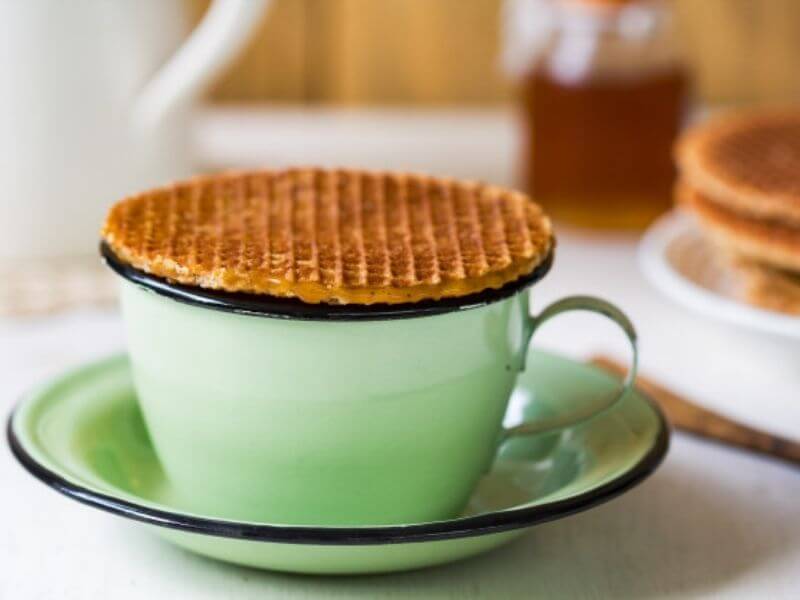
[131,0,273,132]
[504,295,638,439]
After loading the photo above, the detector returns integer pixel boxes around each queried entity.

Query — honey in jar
[512,0,689,229]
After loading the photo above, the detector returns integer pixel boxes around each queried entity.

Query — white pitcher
[0,0,271,259]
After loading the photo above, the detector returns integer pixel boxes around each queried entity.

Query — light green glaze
[118,282,636,526]
[120,282,528,525]
[11,351,663,574]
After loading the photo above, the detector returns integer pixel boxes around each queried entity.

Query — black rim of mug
[99,241,555,321]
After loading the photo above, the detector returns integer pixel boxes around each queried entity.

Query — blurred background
[187,0,800,232]
[192,0,800,106]
[5,0,800,315]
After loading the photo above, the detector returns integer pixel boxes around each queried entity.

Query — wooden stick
[590,355,800,467]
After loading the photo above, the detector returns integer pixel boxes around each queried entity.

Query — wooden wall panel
[185,0,307,101]
[676,0,800,104]
[301,0,509,104]
[187,0,800,106]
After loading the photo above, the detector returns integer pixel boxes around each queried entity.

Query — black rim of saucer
[100,241,555,321]
[7,396,669,546]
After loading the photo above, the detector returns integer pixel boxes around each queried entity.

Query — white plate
[639,212,800,339]
[638,211,800,440]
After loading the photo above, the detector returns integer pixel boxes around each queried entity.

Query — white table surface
[2,108,799,599]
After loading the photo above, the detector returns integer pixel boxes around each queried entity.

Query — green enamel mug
[104,245,637,526]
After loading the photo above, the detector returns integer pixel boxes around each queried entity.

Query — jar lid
[562,0,669,11]
[568,0,651,6]
[501,0,675,79]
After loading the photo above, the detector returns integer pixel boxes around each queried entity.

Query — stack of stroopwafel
[676,108,800,314]
[102,168,553,305]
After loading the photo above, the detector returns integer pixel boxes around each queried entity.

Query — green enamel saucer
[7,350,668,575]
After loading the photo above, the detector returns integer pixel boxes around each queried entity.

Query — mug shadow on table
[134,446,796,599]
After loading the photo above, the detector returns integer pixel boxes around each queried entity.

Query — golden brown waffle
[676,108,800,226]
[729,257,800,315]
[678,183,800,272]
[102,168,553,304]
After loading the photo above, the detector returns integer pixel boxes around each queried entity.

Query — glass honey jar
[505,0,689,229]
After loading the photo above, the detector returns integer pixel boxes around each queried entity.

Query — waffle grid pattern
[103,169,552,304]
[678,110,800,225]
